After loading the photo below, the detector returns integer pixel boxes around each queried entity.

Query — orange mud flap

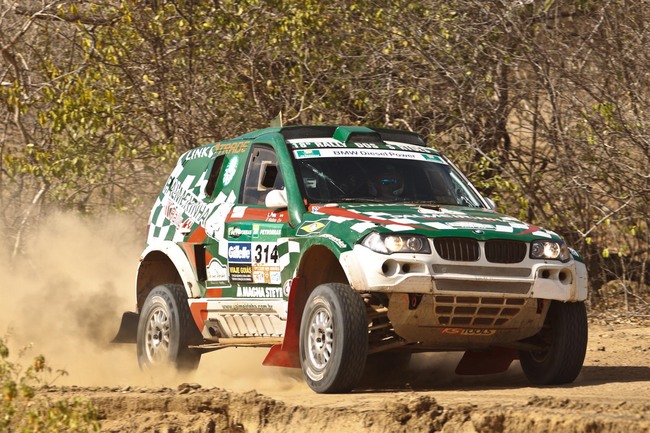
[263,278,306,368]
[111,311,139,344]
[455,348,518,375]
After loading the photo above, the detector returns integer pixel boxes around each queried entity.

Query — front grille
[434,295,526,327]
[435,279,531,294]
[434,238,479,261]
[485,239,527,263]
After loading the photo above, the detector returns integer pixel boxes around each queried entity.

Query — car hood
[298,203,562,248]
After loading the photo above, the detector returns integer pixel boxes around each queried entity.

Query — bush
[0,337,100,432]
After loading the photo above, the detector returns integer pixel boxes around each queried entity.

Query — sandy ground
[37,320,650,433]
[2,213,650,432]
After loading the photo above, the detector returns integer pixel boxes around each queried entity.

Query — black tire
[137,284,202,371]
[299,283,368,393]
[519,301,588,385]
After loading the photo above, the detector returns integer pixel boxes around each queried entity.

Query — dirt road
[2,214,649,432]
[42,319,650,433]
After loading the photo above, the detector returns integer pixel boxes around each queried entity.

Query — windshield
[292,147,485,207]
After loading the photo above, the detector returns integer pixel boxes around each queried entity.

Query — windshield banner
[293,148,447,164]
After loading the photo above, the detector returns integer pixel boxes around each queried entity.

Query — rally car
[114,125,588,393]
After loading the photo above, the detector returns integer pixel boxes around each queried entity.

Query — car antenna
[270,111,283,127]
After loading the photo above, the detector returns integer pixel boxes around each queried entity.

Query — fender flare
[136,241,201,303]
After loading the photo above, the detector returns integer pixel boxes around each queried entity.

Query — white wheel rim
[144,305,170,363]
[307,305,334,371]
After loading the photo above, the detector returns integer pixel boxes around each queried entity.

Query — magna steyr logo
[228,243,252,263]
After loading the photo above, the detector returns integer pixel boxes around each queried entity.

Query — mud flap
[111,311,139,344]
[455,348,517,375]
[263,278,305,368]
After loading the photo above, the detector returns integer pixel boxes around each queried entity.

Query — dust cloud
[0,211,506,396]
[0,212,302,393]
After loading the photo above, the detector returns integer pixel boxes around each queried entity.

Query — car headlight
[530,240,571,262]
[361,232,431,254]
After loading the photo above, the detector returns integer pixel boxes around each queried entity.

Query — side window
[241,146,284,205]
[205,155,225,198]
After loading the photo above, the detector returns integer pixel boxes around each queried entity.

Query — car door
[225,144,289,300]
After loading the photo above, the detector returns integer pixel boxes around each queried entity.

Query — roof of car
[229,125,427,147]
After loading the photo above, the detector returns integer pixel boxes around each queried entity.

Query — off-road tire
[299,283,368,393]
[519,300,588,385]
[137,284,202,371]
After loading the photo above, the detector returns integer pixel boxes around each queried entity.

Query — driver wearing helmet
[369,165,404,199]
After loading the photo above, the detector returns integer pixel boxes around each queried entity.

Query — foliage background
[1,0,648,311]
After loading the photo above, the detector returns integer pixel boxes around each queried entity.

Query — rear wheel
[519,301,587,385]
[137,284,202,371]
[299,283,368,393]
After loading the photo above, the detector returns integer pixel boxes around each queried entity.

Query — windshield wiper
[335,197,388,203]
[303,163,346,195]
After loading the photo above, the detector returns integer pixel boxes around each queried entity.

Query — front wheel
[299,283,368,393]
[519,301,588,385]
[137,284,202,372]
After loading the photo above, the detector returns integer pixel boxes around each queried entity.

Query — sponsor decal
[289,138,346,148]
[182,145,215,162]
[295,149,322,158]
[215,141,249,155]
[228,226,254,238]
[448,221,496,231]
[228,242,252,263]
[163,202,192,233]
[252,267,281,284]
[218,303,274,312]
[294,148,425,160]
[165,177,211,224]
[441,328,496,336]
[236,286,283,298]
[421,154,447,164]
[222,155,239,186]
[283,279,293,297]
[251,242,280,284]
[297,220,328,236]
[252,225,282,239]
[228,242,281,284]
[321,233,346,249]
[383,141,438,154]
[229,264,253,282]
[206,258,228,281]
[288,139,440,155]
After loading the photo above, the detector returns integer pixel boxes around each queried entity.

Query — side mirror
[484,197,497,210]
[265,189,288,209]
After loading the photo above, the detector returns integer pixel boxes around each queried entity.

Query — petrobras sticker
[228,242,252,263]
[292,148,436,161]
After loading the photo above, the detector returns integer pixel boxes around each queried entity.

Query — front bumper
[341,243,588,302]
